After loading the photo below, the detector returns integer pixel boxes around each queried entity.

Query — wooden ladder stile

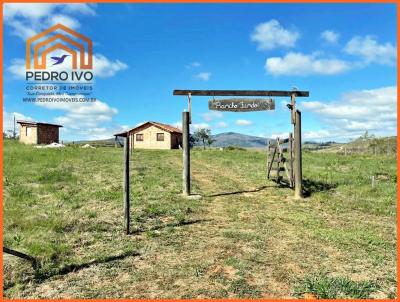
[289,133,294,188]
[278,137,291,186]
[267,140,277,179]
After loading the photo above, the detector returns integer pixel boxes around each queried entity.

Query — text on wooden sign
[208,98,275,112]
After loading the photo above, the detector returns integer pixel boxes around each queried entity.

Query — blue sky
[3,3,397,142]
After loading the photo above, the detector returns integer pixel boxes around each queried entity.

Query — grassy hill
[3,139,397,298]
[312,136,397,155]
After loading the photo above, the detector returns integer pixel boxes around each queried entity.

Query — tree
[207,136,216,148]
[189,134,198,148]
[193,128,213,150]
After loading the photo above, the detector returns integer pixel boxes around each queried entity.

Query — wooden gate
[173,89,307,200]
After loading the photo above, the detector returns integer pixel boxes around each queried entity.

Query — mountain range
[210,132,270,148]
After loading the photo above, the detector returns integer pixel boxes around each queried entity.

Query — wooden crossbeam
[270,167,285,171]
[267,145,277,179]
[173,90,309,97]
[268,157,285,163]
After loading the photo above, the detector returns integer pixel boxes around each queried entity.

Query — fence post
[289,133,294,188]
[182,111,190,196]
[294,110,303,199]
[123,135,130,234]
[130,133,134,155]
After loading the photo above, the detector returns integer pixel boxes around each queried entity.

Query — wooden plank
[123,136,130,235]
[173,89,309,97]
[267,145,277,179]
[276,138,281,180]
[209,98,275,112]
[294,110,303,199]
[276,137,292,183]
[182,111,190,196]
[289,133,294,188]
[268,157,285,163]
[270,167,285,172]
[290,93,296,125]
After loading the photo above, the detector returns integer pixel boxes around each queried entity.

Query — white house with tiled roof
[114,121,182,150]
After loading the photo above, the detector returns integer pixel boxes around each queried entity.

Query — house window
[26,127,31,136]
[157,133,164,141]
[136,133,143,141]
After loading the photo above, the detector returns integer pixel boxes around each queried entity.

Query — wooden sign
[208,98,275,112]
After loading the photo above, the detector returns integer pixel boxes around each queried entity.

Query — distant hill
[211,132,270,148]
[69,132,270,148]
[66,137,120,147]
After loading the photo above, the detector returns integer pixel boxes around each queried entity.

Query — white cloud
[36,95,117,119]
[265,52,350,76]
[61,4,96,16]
[3,111,34,135]
[67,125,129,141]
[5,20,37,39]
[269,131,290,139]
[4,4,95,39]
[321,30,340,44]
[31,94,121,140]
[303,130,332,140]
[251,19,300,50]
[7,59,26,79]
[301,86,396,140]
[344,35,396,65]
[92,54,128,78]
[201,111,222,122]
[191,123,210,131]
[215,121,228,128]
[172,121,182,130]
[185,62,201,69]
[235,119,253,126]
[196,72,211,81]
[4,4,56,20]
[49,14,80,29]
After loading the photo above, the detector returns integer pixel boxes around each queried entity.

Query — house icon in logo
[26,23,93,70]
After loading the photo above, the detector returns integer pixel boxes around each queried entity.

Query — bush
[293,273,380,299]
[224,145,246,151]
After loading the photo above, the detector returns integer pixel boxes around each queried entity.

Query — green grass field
[3,139,397,298]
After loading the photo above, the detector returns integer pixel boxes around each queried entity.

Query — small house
[17,120,62,145]
[114,121,182,150]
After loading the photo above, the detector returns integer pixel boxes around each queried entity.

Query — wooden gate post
[294,110,303,199]
[289,132,294,188]
[123,135,130,234]
[182,111,191,196]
